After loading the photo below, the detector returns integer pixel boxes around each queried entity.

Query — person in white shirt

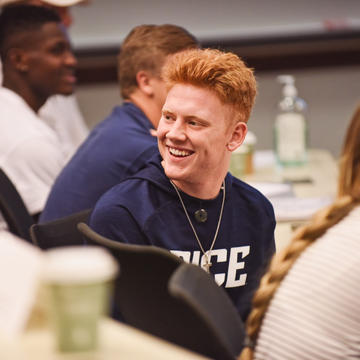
[0,4,78,222]
[239,103,360,359]
[0,0,89,156]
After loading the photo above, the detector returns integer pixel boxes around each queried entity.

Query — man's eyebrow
[185,115,209,125]
[162,109,174,115]
[161,110,208,125]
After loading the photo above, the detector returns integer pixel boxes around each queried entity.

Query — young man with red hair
[90,48,276,320]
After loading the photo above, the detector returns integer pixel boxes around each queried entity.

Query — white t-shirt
[254,206,360,360]
[0,61,89,158]
[0,88,70,217]
[39,94,89,157]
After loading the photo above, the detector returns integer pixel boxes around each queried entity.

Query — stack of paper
[249,181,333,222]
[247,181,294,198]
[270,196,334,222]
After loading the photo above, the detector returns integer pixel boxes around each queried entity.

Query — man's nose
[64,50,77,67]
[166,120,187,141]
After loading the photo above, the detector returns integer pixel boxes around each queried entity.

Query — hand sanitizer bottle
[274,75,308,166]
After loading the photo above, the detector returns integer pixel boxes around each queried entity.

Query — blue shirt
[40,102,158,222]
[90,154,276,320]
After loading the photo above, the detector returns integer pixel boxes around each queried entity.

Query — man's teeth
[169,148,190,157]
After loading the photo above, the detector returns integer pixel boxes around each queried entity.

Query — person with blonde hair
[239,104,360,359]
[41,24,199,222]
[90,48,276,319]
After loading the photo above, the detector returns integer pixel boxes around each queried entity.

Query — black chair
[0,168,34,242]
[77,222,245,359]
[30,209,92,249]
[77,222,183,326]
[169,262,246,359]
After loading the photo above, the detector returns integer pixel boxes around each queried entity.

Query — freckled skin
[157,83,247,199]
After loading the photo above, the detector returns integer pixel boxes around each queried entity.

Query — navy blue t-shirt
[40,102,158,222]
[90,155,276,320]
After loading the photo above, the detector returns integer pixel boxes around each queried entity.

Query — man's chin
[57,88,75,97]
[163,167,182,182]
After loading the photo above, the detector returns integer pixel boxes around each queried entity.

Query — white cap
[277,74,298,97]
[243,130,257,145]
[42,246,119,285]
[232,131,257,154]
[0,0,84,7]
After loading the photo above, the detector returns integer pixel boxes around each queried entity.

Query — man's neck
[128,91,160,129]
[2,78,46,113]
[170,177,226,200]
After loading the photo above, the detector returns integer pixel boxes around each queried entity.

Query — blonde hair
[337,105,360,199]
[117,24,198,99]
[161,48,257,123]
[239,103,360,360]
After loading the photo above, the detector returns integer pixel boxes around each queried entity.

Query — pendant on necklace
[202,254,212,273]
[203,261,212,273]
[194,208,207,223]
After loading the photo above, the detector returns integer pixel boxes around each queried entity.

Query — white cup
[230,131,257,177]
[42,246,118,352]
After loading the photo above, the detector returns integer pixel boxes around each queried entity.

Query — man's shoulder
[0,88,35,122]
[90,105,131,134]
[97,158,167,207]
[103,177,151,200]
[96,102,152,130]
[229,175,275,215]
[86,103,156,146]
[71,103,156,160]
[94,170,169,229]
[0,90,61,151]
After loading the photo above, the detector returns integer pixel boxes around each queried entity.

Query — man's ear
[136,70,154,96]
[226,121,248,152]
[8,48,28,72]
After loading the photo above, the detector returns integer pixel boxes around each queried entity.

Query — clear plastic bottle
[274,75,308,167]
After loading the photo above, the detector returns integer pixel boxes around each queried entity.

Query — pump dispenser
[274,75,308,166]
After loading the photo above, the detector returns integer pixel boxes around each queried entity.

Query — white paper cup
[42,246,118,352]
[230,131,257,177]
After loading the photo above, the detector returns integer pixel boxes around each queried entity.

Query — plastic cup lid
[232,131,257,154]
[42,246,119,284]
[243,131,257,145]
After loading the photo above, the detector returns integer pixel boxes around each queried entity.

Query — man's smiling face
[157,83,242,194]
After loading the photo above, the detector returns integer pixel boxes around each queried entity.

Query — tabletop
[0,317,209,360]
[240,149,338,250]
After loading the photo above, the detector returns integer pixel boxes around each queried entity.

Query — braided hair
[239,103,360,360]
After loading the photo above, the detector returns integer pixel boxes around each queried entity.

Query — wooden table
[241,149,338,250]
[0,317,209,360]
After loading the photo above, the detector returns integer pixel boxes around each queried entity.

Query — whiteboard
[70,0,360,50]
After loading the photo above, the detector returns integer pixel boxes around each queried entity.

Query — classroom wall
[69,0,360,50]
[72,0,360,158]
[76,65,360,158]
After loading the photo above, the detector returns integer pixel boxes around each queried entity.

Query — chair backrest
[77,222,183,326]
[0,168,34,242]
[169,262,246,359]
[30,209,92,249]
[77,223,245,359]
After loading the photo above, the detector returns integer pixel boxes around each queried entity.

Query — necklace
[194,203,207,223]
[170,180,226,273]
